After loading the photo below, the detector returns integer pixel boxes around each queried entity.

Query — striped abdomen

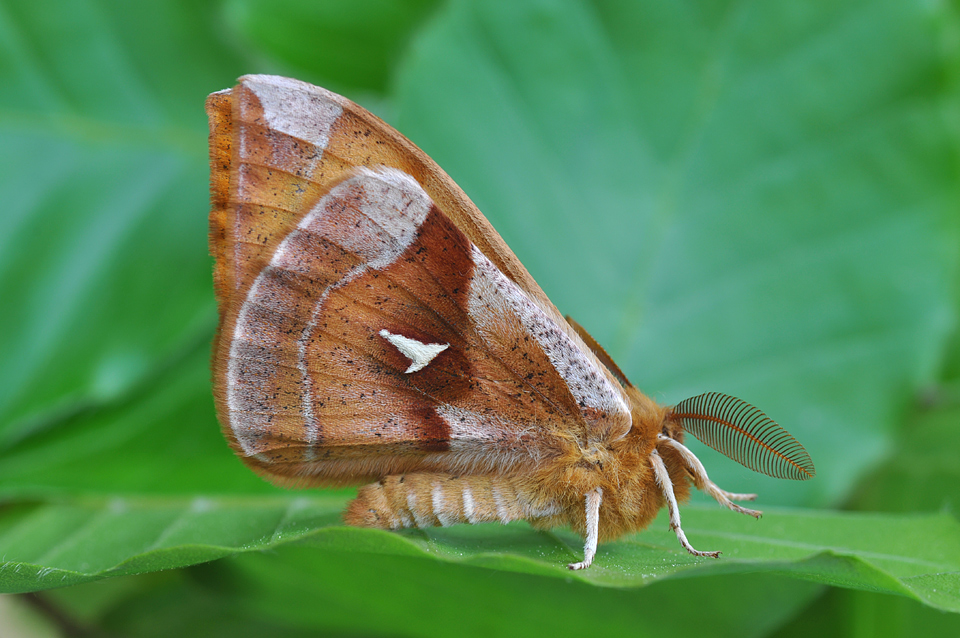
[344,473,562,529]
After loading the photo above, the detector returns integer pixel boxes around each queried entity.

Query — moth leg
[658,435,762,518]
[650,450,720,558]
[568,487,603,570]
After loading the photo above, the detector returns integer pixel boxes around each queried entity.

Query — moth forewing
[206,74,628,460]
[208,75,815,571]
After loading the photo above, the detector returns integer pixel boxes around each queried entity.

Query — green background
[1,0,959,635]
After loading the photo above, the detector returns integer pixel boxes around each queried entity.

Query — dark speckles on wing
[228,166,629,477]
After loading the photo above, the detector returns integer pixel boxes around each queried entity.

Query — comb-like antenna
[672,392,815,480]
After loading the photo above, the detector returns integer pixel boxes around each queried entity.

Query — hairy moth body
[207,75,814,570]
[345,385,690,544]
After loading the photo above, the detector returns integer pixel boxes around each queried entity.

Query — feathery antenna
[672,392,815,480]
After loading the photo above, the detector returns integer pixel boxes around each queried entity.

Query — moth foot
[675,529,721,559]
[567,559,592,570]
[729,502,762,519]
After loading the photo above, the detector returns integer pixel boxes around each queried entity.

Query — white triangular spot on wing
[379,329,449,373]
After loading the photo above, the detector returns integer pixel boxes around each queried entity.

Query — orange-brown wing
[207,76,632,486]
[218,168,632,485]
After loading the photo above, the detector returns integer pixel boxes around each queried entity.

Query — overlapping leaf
[2,491,957,614]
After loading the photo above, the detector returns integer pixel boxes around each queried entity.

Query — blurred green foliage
[1,0,959,635]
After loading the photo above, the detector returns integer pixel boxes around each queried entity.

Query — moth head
[666,392,815,481]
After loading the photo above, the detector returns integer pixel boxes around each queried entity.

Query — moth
[207,75,815,570]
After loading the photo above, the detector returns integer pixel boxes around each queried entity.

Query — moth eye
[672,392,815,481]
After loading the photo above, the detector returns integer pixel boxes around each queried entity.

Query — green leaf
[194,550,820,638]
[39,561,820,638]
[0,347,279,498]
[222,0,442,94]
[852,401,960,514]
[771,586,960,638]
[0,494,341,594]
[0,0,247,447]
[2,492,958,612]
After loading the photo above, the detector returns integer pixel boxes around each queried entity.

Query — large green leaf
[0,0,246,447]
[852,402,960,514]
[0,348,277,499]
[3,489,958,612]
[222,0,442,95]
[772,585,960,638]
[32,561,819,638]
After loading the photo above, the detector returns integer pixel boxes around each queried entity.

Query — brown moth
[207,75,815,570]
